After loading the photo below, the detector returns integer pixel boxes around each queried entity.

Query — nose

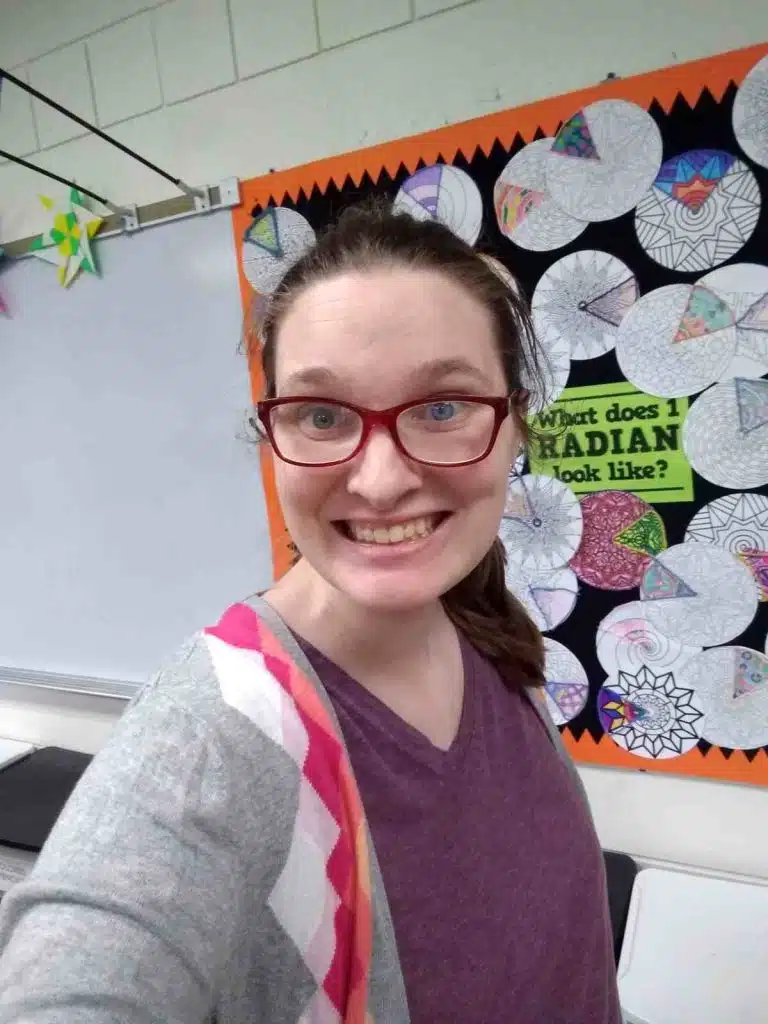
[345,426,422,508]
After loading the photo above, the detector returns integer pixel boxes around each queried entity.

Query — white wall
[1,0,768,879]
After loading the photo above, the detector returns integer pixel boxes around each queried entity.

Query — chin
[329,568,450,613]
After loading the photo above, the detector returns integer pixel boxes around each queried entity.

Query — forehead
[273,267,505,398]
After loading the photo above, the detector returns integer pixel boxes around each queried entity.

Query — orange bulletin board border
[232,42,768,787]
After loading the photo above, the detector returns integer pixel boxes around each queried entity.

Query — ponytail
[442,538,545,691]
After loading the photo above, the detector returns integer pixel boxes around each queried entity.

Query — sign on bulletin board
[528,382,694,504]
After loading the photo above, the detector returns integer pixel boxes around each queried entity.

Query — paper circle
[635,150,761,272]
[393,164,483,245]
[640,542,758,647]
[698,263,768,381]
[685,493,768,602]
[493,138,588,251]
[241,207,316,295]
[531,250,639,362]
[733,52,768,170]
[545,100,663,222]
[596,601,701,677]
[505,562,579,632]
[570,491,667,590]
[679,646,768,749]
[683,378,768,490]
[597,665,704,759]
[543,639,589,725]
[615,284,736,398]
[499,474,583,574]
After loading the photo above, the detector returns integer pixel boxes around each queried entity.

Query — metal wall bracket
[194,186,212,213]
[120,205,140,232]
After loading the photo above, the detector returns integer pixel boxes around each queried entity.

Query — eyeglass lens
[269,400,497,465]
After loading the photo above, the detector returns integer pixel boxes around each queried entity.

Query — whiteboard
[0,211,272,691]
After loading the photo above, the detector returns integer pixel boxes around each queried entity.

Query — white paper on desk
[0,845,37,891]
[619,867,768,1024]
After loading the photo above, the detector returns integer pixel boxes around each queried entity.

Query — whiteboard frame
[0,665,135,700]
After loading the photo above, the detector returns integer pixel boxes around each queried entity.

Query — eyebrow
[280,358,495,393]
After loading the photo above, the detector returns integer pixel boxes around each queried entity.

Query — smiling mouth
[336,513,451,545]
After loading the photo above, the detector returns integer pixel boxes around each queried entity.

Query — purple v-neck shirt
[297,632,621,1024]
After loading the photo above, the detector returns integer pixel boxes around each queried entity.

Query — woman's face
[271,267,519,612]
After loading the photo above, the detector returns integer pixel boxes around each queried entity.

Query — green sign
[527,381,694,504]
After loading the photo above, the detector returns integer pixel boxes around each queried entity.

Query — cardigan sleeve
[0,677,256,1024]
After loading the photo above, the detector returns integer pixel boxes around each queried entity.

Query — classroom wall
[2,0,768,879]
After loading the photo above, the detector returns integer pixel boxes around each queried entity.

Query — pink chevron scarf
[205,602,374,1023]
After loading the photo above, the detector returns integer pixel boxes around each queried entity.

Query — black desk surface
[0,747,93,852]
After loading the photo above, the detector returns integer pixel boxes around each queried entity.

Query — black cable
[0,67,197,196]
[0,148,111,207]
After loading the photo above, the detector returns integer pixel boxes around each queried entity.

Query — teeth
[348,516,437,545]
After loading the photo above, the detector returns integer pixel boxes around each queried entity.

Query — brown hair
[247,201,546,690]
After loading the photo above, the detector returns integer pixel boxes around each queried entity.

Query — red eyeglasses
[253,392,525,468]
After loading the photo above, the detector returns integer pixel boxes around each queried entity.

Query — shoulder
[135,600,294,743]
[86,600,314,838]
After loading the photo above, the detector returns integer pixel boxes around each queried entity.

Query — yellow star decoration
[29,188,104,287]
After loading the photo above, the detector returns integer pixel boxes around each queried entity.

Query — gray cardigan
[0,596,593,1023]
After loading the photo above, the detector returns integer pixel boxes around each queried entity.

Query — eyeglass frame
[253,391,528,468]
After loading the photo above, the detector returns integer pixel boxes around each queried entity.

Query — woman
[0,205,621,1022]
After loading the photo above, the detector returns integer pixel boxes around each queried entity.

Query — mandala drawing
[683,379,768,490]
[733,52,768,170]
[494,138,588,252]
[505,562,579,632]
[393,164,483,245]
[545,99,663,222]
[635,150,761,272]
[698,263,768,380]
[543,639,590,726]
[499,474,583,574]
[531,250,639,362]
[685,493,768,601]
[569,492,667,590]
[639,542,759,647]
[242,207,316,295]
[596,601,702,677]
[597,665,704,759]
[679,646,768,750]
[615,284,736,398]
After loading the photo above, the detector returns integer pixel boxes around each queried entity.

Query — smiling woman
[0,203,621,1024]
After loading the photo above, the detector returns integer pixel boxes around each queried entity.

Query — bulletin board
[232,43,768,786]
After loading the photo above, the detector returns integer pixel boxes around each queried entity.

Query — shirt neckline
[293,629,478,772]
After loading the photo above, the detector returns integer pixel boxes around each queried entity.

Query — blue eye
[308,406,337,429]
[428,402,457,422]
